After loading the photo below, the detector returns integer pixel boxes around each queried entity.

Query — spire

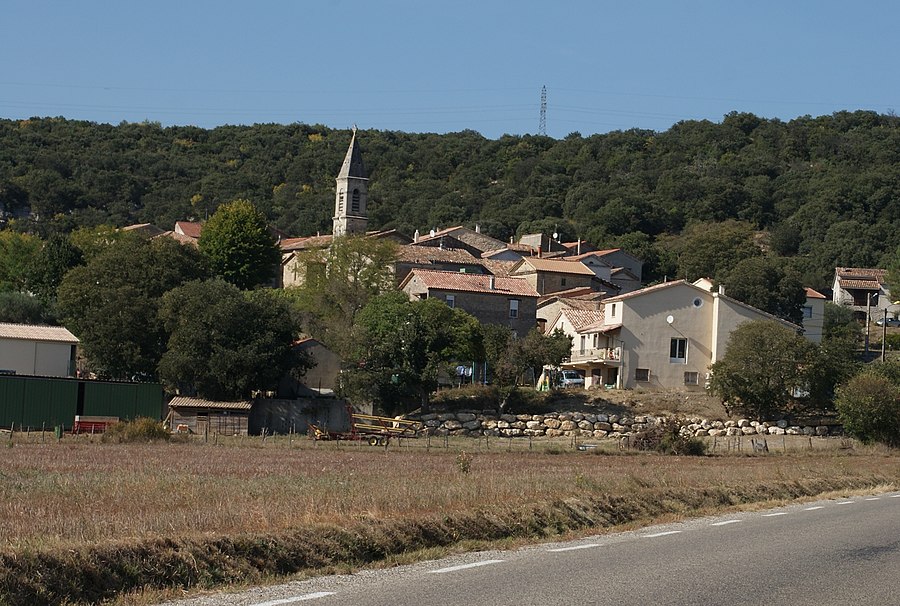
[337,125,367,180]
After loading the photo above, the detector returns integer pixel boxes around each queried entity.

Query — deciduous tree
[198,199,280,289]
[158,280,301,400]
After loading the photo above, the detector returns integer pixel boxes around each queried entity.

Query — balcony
[570,347,621,364]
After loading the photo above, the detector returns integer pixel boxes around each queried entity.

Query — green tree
[198,199,280,289]
[158,280,299,400]
[823,302,861,342]
[0,291,56,324]
[24,233,84,304]
[708,320,814,419]
[69,224,125,260]
[285,235,398,357]
[348,292,482,415]
[57,235,207,379]
[835,371,900,447]
[0,231,41,292]
[720,257,806,324]
[675,220,761,282]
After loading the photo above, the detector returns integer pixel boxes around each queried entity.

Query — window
[635,368,650,382]
[669,338,687,363]
[561,277,567,287]
[802,306,813,319]
[351,188,360,213]
[509,299,520,319]
[611,303,617,318]
[580,335,586,353]
[684,371,699,385]
[338,191,345,213]
[692,298,703,308]
[445,294,455,308]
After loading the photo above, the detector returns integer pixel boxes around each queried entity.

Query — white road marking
[804,506,824,511]
[710,520,741,526]
[643,531,682,538]
[250,593,336,606]
[547,543,601,552]
[836,501,855,505]
[865,497,880,501]
[762,512,788,517]
[428,560,505,574]
[890,495,900,498]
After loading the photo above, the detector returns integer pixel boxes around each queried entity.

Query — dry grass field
[0,435,896,551]
[0,434,897,605]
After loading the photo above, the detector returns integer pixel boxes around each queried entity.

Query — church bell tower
[333,126,369,238]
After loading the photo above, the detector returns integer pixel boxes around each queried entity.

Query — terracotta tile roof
[478,259,516,277]
[403,269,538,297]
[805,287,827,299]
[558,308,606,332]
[563,251,613,263]
[174,221,203,239]
[840,279,881,290]
[836,267,887,289]
[395,245,481,265]
[157,230,199,246]
[280,235,332,251]
[168,396,252,410]
[515,257,597,276]
[122,223,167,238]
[0,323,79,343]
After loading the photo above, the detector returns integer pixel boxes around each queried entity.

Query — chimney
[489,276,495,290]
[577,239,581,255]
[718,285,726,296]
[413,229,419,243]
[475,223,481,233]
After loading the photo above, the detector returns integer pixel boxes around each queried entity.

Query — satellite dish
[666,315,675,325]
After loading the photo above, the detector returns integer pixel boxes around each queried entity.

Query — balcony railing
[570,347,621,363]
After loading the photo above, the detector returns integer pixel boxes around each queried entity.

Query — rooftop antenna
[539,85,547,136]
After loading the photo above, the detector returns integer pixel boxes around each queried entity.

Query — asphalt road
[159,492,900,606]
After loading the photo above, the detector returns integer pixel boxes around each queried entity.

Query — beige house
[0,323,79,378]
[399,269,539,337]
[556,280,800,391]
[802,288,827,343]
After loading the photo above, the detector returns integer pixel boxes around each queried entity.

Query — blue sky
[3,0,898,139]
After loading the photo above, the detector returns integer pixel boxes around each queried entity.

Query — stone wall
[415,411,843,439]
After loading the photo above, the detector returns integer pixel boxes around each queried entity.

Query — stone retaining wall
[415,411,843,439]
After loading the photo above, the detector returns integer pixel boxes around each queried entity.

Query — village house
[832,267,892,320]
[509,257,605,296]
[399,269,539,337]
[552,280,801,391]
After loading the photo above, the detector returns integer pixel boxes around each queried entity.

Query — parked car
[559,370,585,388]
[875,316,900,327]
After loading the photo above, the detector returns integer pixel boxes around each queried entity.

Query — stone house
[509,257,602,296]
[832,267,892,320]
[399,269,539,337]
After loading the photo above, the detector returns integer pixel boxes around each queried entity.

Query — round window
[693,298,703,308]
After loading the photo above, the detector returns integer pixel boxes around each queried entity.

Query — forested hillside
[2,110,899,289]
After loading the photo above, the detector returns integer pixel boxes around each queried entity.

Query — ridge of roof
[0,323,79,343]
[401,268,539,297]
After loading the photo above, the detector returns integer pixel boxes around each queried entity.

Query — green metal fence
[0,375,163,430]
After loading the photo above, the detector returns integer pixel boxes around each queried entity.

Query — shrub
[835,372,900,448]
[632,418,707,456]
[101,417,170,443]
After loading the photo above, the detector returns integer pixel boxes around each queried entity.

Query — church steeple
[333,126,369,238]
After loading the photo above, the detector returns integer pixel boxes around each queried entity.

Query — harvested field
[0,436,897,605]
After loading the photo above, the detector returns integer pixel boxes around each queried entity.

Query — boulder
[463,420,482,431]
[594,422,613,432]
[767,427,785,435]
[815,426,829,436]
[578,420,594,430]
[457,412,477,422]
[559,420,578,431]
[526,420,544,430]
[444,420,463,430]
[544,418,561,429]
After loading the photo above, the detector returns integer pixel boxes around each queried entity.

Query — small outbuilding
[166,396,251,436]
[0,323,78,378]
